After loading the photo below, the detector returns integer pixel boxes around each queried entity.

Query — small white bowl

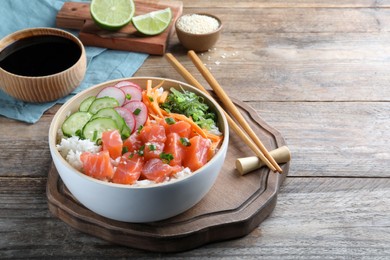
[48,77,229,223]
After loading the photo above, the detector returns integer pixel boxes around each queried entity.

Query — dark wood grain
[2,0,390,258]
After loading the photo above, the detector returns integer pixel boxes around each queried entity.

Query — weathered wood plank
[182,0,390,8]
[0,113,53,177]
[147,32,390,102]
[2,0,390,258]
[1,177,389,258]
[175,7,390,33]
[250,101,390,177]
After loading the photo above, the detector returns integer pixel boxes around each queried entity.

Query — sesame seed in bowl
[175,13,223,52]
[176,14,220,34]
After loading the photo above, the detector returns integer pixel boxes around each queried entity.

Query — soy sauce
[0,35,81,77]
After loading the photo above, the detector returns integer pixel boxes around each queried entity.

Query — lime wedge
[132,8,172,36]
[90,0,135,31]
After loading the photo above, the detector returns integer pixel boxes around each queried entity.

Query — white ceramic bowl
[49,77,229,223]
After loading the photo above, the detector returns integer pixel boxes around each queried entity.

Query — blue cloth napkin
[0,0,148,123]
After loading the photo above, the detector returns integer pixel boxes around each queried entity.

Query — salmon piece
[164,133,184,166]
[168,120,192,138]
[182,136,212,171]
[143,142,164,161]
[80,150,114,181]
[102,130,123,159]
[141,158,182,183]
[139,124,166,143]
[112,153,143,185]
[160,118,192,138]
[159,117,170,131]
[123,131,142,153]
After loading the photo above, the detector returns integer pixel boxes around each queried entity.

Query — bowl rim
[175,13,223,36]
[0,27,86,79]
[49,76,229,190]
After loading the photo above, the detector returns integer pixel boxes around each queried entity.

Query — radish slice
[114,81,142,91]
[123,101,148,131]
[120,85,143,104]
[97,86,126,106]
[114,107,136,133]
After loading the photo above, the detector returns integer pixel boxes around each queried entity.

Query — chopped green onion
[148,96,154,102]
[128,153,134,159]
[126,94,132,100]
[122,146,128,154]
[138,145,145,156]
[133,108,141,115]
[137,125,144,134]
[160,152,174,164]
[165,117,176,125]
[180,137,191,147]
[148,144,157,151]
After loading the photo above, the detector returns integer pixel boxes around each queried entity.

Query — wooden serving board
[56,1,183,55]
[46,98,289,253]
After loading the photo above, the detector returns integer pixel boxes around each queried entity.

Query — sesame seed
[177,14,219,34]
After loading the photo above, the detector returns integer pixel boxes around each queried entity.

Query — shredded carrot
[146,80,152,96]
[142,80,223,152]
[206,132,223,143]
[149,114,160,121]
[151,91,164,118]
[142,91,159,116]
[170,113,208,138]
[152,80,165,91]
[142,82,167,119]
[158,91,169,104]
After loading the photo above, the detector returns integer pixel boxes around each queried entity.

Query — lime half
[132,8,172,36]
[90,0,135,31]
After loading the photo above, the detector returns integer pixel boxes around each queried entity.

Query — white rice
[208,124,223,136]
[56,136,101,171]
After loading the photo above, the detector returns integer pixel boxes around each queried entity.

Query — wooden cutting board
[56,1,183,55]
[46,97,289,253]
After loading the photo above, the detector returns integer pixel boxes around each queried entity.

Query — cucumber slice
[88,97,119,114]
[82,117,119,142]
[61,111,92,137]
[91,107,126,132]
[79,96,96,112]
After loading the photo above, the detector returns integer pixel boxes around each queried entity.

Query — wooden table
[2,0,390,258]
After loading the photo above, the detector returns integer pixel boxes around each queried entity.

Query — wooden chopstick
[187,50,283,173]
[165,53,280,173]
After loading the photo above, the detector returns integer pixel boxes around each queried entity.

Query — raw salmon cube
[80,150,114,181]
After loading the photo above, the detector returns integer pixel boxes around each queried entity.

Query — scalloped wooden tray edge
[46,97,289,253]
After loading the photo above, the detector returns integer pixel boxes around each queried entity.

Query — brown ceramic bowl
[0,27,86,103]
[175,13,222,52]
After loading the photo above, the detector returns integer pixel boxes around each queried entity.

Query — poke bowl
[48,77,229,223]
